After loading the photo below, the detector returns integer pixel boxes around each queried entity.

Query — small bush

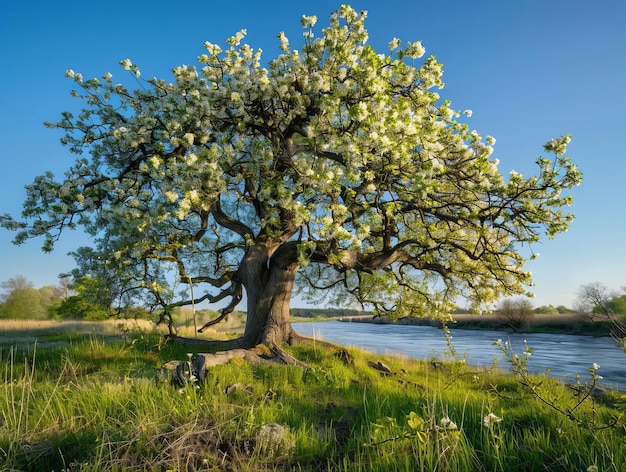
[497,298,534,331]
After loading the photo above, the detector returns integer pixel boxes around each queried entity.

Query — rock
[368,360,393,374]
[225,383,253,395]
[255,423,294,458]
[590,386,607,398]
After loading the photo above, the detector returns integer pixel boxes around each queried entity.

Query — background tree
[556,305,575,314]
[534,304,559,314]
[54,275,76,300]
[575,282,616,321]
[606,291,626,315]
[575,282,626,347]
[0,274,33,301]
[1,6,581,349]
[52,276,110,320]
[0,275,58,319]
[497,297,534,331]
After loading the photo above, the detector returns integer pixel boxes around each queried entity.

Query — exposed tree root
[163,331,345,385]
[192,344,310,381]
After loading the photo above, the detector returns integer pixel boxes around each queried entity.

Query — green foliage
[534,304,559,314]
[1,4,582,325]
[557,305,575,314]
[52,277,110,320]
[0,276,61,319]
[0,287,46,319]
[607,295,626,315]
[53,294,108,320]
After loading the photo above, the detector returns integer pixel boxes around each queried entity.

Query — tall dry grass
[0,318,155,334]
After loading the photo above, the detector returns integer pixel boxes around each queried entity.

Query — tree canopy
[1,5,581,346]
[0,275,58,319]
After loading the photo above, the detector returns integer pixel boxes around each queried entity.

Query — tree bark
[170,242,303,350]
[238,242,300,346]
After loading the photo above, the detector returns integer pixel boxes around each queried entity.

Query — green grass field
[1,320,624,471]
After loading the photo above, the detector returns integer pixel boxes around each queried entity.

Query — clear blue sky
[1,0,624,309]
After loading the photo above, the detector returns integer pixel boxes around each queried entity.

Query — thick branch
[211,199,253,238]
[311,240,450,278]
[197,281,243,333]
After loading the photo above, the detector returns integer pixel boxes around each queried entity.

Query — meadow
[1,320,625,471]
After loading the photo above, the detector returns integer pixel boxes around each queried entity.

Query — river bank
[294,320,626,388]
[3,326,624,471]
[338,312,621,336]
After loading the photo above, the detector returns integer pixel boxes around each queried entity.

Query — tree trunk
[169,242,303,351]
[238,242,300,346]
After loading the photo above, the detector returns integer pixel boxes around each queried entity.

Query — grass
[0,321,624,471]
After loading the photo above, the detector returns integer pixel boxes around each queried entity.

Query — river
[293,321,625,389]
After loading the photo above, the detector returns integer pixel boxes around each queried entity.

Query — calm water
[293,321,625,389]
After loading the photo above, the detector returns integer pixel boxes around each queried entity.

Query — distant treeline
[290,307,475,318]
[290,308,370,318]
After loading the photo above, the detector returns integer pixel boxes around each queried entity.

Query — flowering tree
[1,5,581,349]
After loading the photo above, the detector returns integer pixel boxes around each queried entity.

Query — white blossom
[483,413,502,428]
[149,156,161,168]
[405,41,425,59]
[278,31,290,52]
[164,190,178,203]
[388,37,401,50]
[301,15,317,28]
[203,41,222,56]
[440,416,458,430]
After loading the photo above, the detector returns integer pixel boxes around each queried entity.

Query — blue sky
[1,0,624,309]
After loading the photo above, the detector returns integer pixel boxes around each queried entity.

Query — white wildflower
[483,413,502,428]
[440,416,458,430]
